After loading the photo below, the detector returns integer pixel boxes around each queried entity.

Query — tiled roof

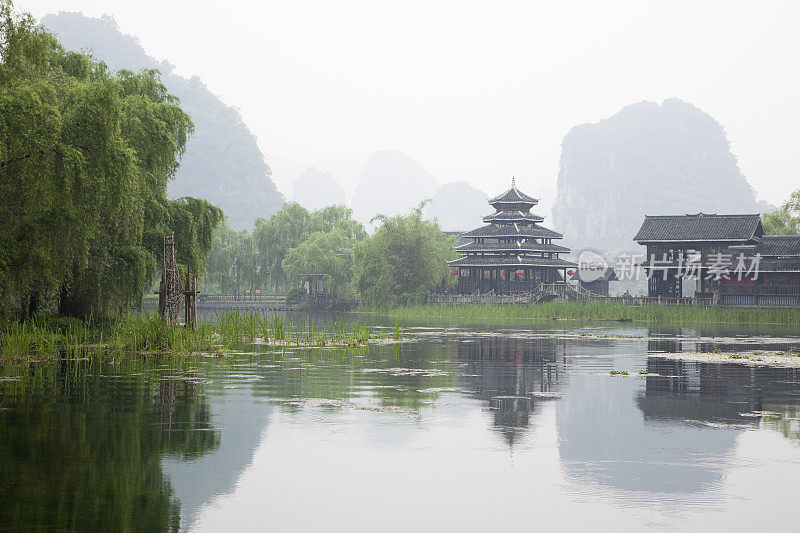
[488,184,538,205]
[454,242,570,253]
[574,267,618,282]
[482,210,544,223]
[462,224,563,240]
[448,256,577,268]
[756,257,800,272]
[730,235,800,256]
[633,213,763,242]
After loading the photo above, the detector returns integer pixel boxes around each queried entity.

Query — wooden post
[192,271,198,329]
[185,268,190,328]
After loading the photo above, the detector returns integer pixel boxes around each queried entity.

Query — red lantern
[451,270,459,276]
[515,269,524,276]
[567,270,575,276]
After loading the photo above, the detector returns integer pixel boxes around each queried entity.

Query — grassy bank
[383,301,800,325]
[0,312,385,363]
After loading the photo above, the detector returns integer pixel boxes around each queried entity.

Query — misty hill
[552,99,768,253]
[292,167,347,210]
[268,154,305,199]
[41,12,283,229]
[424,181,487,231]
[350,150,438,224]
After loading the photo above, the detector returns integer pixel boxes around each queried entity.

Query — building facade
[634,213,800,305]
[449,180,576,294]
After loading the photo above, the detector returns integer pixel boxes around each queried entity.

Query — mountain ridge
[41,12,284,229]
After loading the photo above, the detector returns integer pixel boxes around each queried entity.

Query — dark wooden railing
[199,293,285,302]
[718,285,800,307]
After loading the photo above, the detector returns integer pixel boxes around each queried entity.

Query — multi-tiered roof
[449,179,576,270]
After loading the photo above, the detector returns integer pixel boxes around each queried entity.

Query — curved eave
[453,243,570,253]
[461,224,564,240]
[488,185,538,205]
[489,200,537,211]
[482,212,545,224]
[448,257,577,268]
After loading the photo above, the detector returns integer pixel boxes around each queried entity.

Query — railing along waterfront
[200,293,285,302]
[431,282,719,306]
[197,294,290,310]
[719,285,800,307]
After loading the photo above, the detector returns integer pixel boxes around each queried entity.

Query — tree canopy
[763,190,800,235]
[352,203,457,306]
[0,1,221,319]
[39,11,284,229]
[203,204,367,296]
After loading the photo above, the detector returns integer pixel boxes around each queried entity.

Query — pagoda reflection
[450,334,566,446]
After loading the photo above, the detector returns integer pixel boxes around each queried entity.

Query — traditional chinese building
[449,179,576,294]
[633,213,800,305]
[575,267,618,296]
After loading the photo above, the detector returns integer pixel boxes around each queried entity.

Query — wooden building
[634,213,800,305]
[449,179,576,294]
[575,267,618,296]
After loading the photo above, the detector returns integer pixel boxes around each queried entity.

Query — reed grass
[384,301,800,324]
[214,311,371,349]
[1,311,379,362]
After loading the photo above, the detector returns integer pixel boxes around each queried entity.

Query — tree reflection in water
[0,357,219,532]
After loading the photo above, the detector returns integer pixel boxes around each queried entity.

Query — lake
[1,319,799,531]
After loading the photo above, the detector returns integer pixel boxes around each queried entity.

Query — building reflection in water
[450,335,566,446]
[640,356,800,440]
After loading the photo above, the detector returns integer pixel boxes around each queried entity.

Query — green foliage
[283,230,352,298]
[352,202,458,306]
[202,219,258,294]
[763,190,800,235]
[0,354,219,530]
[252,202,311,288]
[0,2,221,319]
[205,203,366,294]
[40,11,284,229]
[167,198,224,271]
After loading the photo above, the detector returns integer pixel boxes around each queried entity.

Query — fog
[21,0,800,213]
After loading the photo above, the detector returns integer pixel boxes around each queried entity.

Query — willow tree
[283,229,353,298]
[0,1,221,319]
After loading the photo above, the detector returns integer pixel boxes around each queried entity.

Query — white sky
[21,0,800,212]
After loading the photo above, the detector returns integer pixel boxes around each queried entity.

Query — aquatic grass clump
[0,315,99,361]
[111,314,216,353]
[2,310,397,362]
[195,311,380,349]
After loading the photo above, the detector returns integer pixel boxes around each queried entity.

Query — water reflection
[162,370,270,530]
[452,335,565,445]
[0,358,219,531]
[641,357,800,439]
[3,324,800,531]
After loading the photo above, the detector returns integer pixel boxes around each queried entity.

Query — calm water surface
[2,320,800,532]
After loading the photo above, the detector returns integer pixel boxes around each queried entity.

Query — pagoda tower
[449,178,576,294]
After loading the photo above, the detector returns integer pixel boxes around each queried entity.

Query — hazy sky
[21,0,800,213]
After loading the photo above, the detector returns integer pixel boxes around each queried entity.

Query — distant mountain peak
[552,99,763,253]
[41,12,283,229]
[350,150,438,223]
[292,167,346,210]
